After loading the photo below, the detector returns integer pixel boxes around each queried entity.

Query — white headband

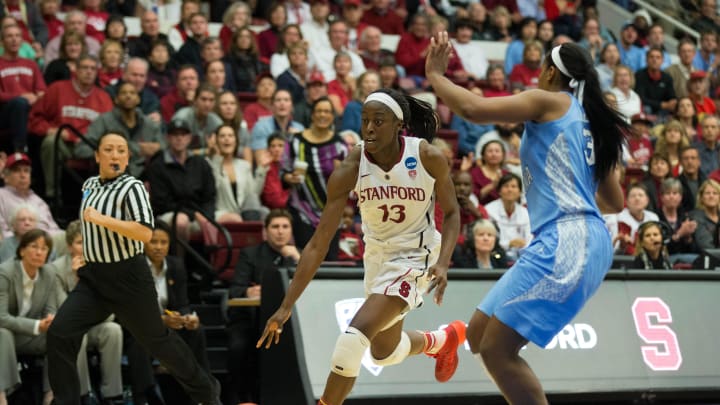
[364,92,404,120]
[551,45,585,103]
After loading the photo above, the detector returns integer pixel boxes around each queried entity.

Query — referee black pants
[46,255,218,405]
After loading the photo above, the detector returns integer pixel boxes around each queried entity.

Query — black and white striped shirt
[80,174,154,263]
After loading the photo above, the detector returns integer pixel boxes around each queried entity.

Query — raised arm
[425,32,568,124]
[257,147,361,348]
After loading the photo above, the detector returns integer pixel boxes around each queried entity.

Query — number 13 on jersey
[378,204,406,223]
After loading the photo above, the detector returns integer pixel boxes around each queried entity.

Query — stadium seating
[201,221,265,283]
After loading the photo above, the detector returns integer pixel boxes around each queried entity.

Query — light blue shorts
[478,215,612,347]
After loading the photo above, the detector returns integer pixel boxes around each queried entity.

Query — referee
[46,132,220,405]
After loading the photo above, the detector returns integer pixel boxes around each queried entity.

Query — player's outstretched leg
[423,320,467,382]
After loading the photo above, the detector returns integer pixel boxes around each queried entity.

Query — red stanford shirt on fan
[84,9,109,43]
[627,135,653,166]
[28,79,113,142]
[0,57,45,102]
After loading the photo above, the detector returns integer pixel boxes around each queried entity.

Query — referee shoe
[431,320,466,383]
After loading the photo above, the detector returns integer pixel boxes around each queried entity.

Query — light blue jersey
[479,93,613,347]
[520,93,602,234]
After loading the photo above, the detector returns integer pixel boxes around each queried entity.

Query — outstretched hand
[256,307,292,349]
[425,31,452,78]
[426,264,449,305]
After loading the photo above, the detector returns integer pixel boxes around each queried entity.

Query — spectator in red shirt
[244,74,276,131]
[508,40,543,92]
[480,64,512,97]
[0,23,45,154]
[39,0,62,42]
[80,0,109,43]
[627,112,655,169]
[218,1,252,54]
[259,133,290,209]
[470,139,508,205]
[361,0,405,35]
[257,2,287,62]
[160,64,199,123]
[337,205,364,261]
[688,70,717,120]
[395,13,464,80]
[97,39,124,88]
[327,52,355,116]
[29,54,112,197]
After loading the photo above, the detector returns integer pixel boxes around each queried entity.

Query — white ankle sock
[423,329,448,355]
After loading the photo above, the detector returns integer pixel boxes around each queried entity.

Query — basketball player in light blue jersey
[427,35,631,403]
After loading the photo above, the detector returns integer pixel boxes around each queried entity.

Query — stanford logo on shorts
[334,298,383,376]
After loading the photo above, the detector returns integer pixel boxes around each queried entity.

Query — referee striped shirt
[80,174,154,263]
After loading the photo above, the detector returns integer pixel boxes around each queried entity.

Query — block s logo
[631,297,683,371]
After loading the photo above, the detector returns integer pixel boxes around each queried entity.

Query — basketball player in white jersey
[257,88,465,405]
[427,34,629,404]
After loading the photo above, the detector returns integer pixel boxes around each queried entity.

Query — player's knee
[478,336,509,369]
[467,322,485,354]
[329,327,370,378]
[371,331,410,366]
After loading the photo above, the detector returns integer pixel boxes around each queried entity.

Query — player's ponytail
[371,89,439,142]
[547,42,630,182]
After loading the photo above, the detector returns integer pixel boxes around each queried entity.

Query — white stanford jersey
[354,136,439,249]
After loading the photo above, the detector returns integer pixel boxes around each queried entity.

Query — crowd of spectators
[2,0,720,403]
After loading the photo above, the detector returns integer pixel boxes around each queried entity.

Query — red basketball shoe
[429,320,466,382]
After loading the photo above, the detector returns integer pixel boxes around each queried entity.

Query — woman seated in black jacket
[656,178,699,264]
[452,218,509,270]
